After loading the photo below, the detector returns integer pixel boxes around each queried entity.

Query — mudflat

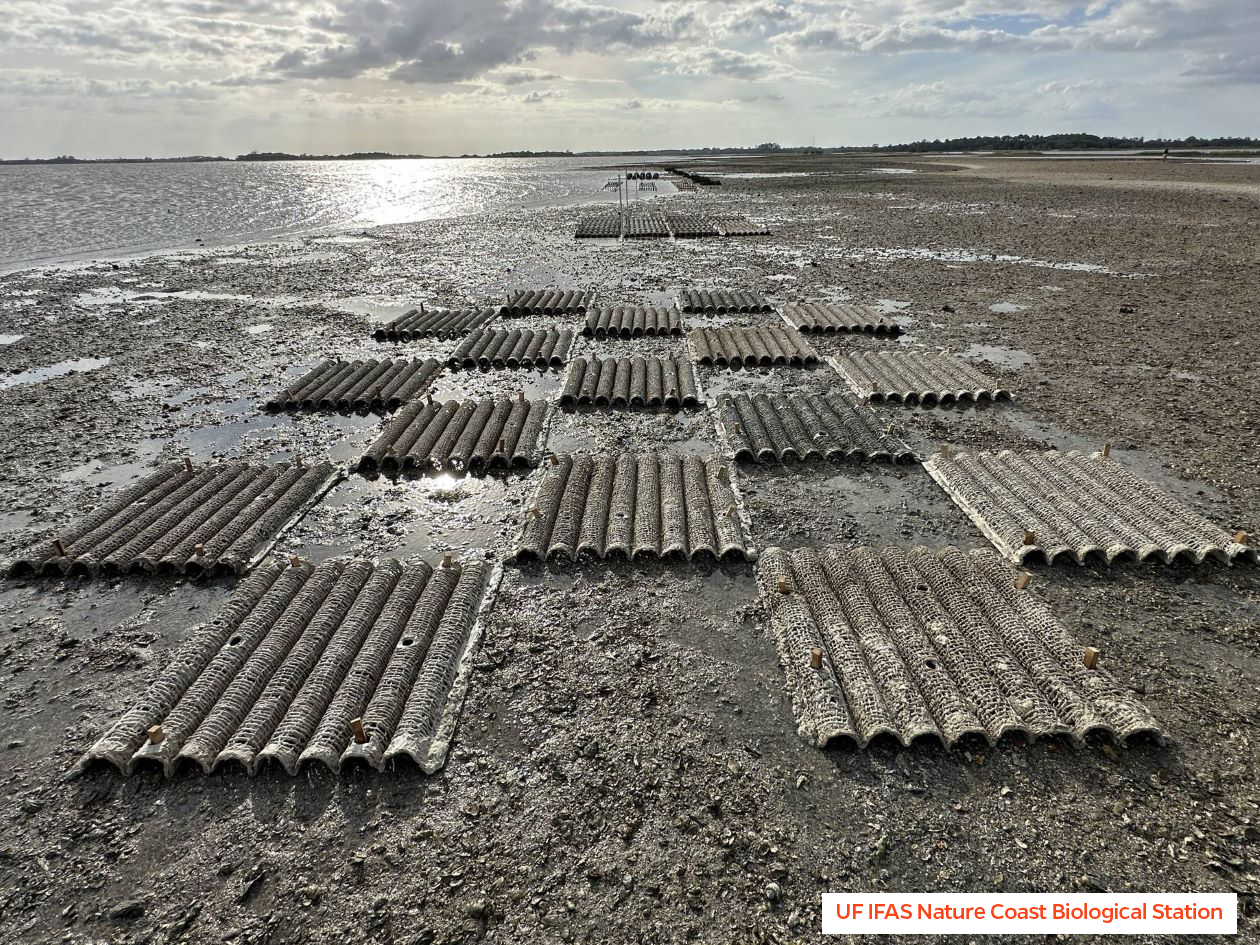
[0,153,1256,943]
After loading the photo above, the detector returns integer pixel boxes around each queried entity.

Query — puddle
[869,167,916,175]
[0,357,110,390]
[176,406,377,464]
[289,474,528,566]
[720,172,819,179]
[334,296,420,324]
[1172,370,1205,382]
[0,334,23,346]
[837,247,1117,274]
[989,302,1027,314]
[960,343,1033,369]
[244,323,274,335]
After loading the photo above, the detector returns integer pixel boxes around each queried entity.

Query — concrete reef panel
[358,395,550,476]
[8,461,340,578]
[677,289,772,314]
[447,328,575,370]
[502,289,596,315]
[717,392,915,464]
[781,303,901,336]
[78,555,496,776]
[623,213,670,238]
[666,213,719,238]
[583,306,682,338]
[560,357,702,410]
[265,359,442,412]
[374,307,497,341]
[757,544,1165,749]
[925,449,1258,566]
[575,215,622,239]
[512,454,754,563]
[831,351,1012,405]
[690,326,819,368]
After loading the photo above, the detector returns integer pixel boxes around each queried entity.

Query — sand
[0,153,1256,943]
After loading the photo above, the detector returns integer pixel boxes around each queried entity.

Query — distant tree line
[869,133,1260,152]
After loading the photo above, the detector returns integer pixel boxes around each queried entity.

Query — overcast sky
[2,0,1257,157]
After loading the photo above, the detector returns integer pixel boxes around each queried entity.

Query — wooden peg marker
[426,392,434,405]
[939,445,951,459]
[733,422,743,434]
[419,302,425,313]
[517,391,525,403]
[497,437,507,453]
[349,718,367,744]
[1022,530,1037,546]
[193,543,205,557]
[146,724,165,745]
[289,555,303,568]
[809,647,823,670]
[1233,530,1248,544]
[1014,572,1032,590]
[777,577,790,595]
[184,457,194,473]
[549,455,560,466]
[718,466,728,482]
[53,538,67,557]
[1102,442,1112,458]
[1082,647,1100,670]
[442,552,453,568]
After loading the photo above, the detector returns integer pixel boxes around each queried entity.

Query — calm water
[0,156,636,270]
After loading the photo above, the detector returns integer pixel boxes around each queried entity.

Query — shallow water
[0,356,110,389]
[0,156,643,270]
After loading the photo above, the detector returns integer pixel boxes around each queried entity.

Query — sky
[1,0,1257,158]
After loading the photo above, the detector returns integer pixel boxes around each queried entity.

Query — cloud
[521,88,563,104]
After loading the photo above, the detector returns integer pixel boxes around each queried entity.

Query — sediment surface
[0,154,1257,942]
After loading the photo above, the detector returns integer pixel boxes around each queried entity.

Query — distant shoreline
[4,135,1259,165]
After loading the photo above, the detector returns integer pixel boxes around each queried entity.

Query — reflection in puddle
[838,247,1116,274]
[244,323,273,335]
[989,302,1027,314]
[0,357,110,389]
[0,334,23,346]
[959,343,1034,369]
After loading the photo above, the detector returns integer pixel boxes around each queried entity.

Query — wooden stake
[146,724,164,745]
[289,555,303,568]
[777,577,790,594]
[1082,647,1100,670]
[939,445,951,459]
[193,543,205,557]
[549,455,560,466]
[349,718,367,744]
[1102,442,1112,458]
[517,391,525,403]
[1014,572,1032,590]
[184,457,194,473]
[1233,530,1248,544]
[733,422,743,434]
[1022,530,1037,546]
[809,647,823,670]
[294,452,304,470]
[497,437,507,453]
[52,538,67,557]
[442,552,453,568]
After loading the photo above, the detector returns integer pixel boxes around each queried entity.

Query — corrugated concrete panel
[666,213,718,238]
[265,359,442,412]
[575,215,622,239]
[623,213,670,238]
[447,328,574,370]
[8,461,340,578]
[583,306,682,338]
[831,351,1013,405]
[374,308,497,341]
[358,395,550,476]
[677,289,772,313]
[781,303,901,336]
[690,326,819,368]
[559,356,702,409]
[717,392,915,464]
[758,544,1165,748]
[502,289,596,315]
[925,449,1258,566]
[77,555,497,776]
[512,454,754,563]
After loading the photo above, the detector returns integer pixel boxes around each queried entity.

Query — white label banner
[822,893,1237,935]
